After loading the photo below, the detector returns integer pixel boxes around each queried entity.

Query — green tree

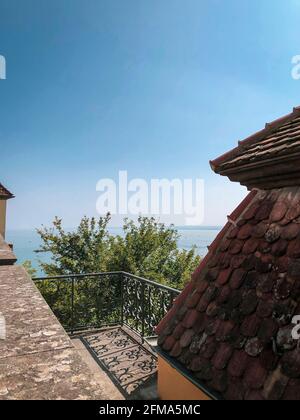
[35,215,201,332]
[106,217,200,289]
[37,215,200,289]
[37,214,111,276]
[22,260,37,277]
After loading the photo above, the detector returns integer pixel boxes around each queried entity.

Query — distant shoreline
[6,227,222,276]
[7,225,223,232]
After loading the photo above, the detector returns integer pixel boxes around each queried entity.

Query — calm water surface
[7,227,221,276]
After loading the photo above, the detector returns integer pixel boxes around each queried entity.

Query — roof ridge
[210,106,300,170]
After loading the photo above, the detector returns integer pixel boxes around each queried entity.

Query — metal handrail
[33,271,180,294]
[33,271,180,338]
[33,271,122,281]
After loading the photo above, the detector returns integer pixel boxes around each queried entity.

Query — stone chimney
[0,183,14,239]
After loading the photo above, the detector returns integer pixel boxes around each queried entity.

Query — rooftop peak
[210,106,300,190]
[0,183,14,200]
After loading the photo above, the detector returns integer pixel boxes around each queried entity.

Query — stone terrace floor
[74,326,158,399]
[0,265,113,400]
[0,264,158,400]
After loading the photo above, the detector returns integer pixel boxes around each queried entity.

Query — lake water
[6,227,221,276]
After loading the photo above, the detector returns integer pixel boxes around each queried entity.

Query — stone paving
[0,265,111,400]
[81,327,158,398]
[0,236,16,266]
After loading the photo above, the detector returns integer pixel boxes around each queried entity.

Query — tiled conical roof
[156,107,300,400]
[0,184,14,199]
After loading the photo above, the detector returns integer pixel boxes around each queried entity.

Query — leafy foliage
[37,215,200,289]
[37,214,111,276]
[35,215,200,333]
[22,260,37,277]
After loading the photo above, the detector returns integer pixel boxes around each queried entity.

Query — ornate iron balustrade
[33,272,180,338]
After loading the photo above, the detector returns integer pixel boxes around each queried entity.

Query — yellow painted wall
[157,356,212,401]
[0,200,7,239]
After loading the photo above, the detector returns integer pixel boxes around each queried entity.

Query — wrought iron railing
[33,271,180,339]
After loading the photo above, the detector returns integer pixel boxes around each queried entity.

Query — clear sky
[2,0,300,229]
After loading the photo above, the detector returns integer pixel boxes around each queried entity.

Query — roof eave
[0,194,14,200]
[155,347,222,401]
[216,151,300,190]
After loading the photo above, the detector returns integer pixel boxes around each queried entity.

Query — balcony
[33,272,180,399]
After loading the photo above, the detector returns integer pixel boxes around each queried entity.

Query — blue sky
[1,0,300,229]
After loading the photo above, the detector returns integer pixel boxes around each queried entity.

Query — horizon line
[7,225,223,232]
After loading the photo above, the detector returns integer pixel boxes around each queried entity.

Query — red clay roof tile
[212,343,233,370]
[259,346,279,371]
[172,323,185,340]
[189,356,211,373]
[240,290,259,316]
[200,336,217,359]
[243,238,259,254]
[256,300,273,318]
[179,329,194,348]
[245,390,265,400]
[206,301,219,318]
[215,320,235,342]
[286,204,300,221]
[217,268,232,286]
[194,360,213,382]
[270,202,288,222]
[281,349,300,378]
[169,341,182,358]
[186,291,201,309]
[281,223,300,240]
[276,325,296,352]
[245,337,264,357]
[243,360,267,390]
[208,369,228,393]
[216,285,231,304]
[225,377,245,400]
[228,350,250,378]
[230,254,246,269]
[287,259,300,279]
[229,268,246,290]
[283,378,300,400]
[287,237,300,258]
[162,335,176,351]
